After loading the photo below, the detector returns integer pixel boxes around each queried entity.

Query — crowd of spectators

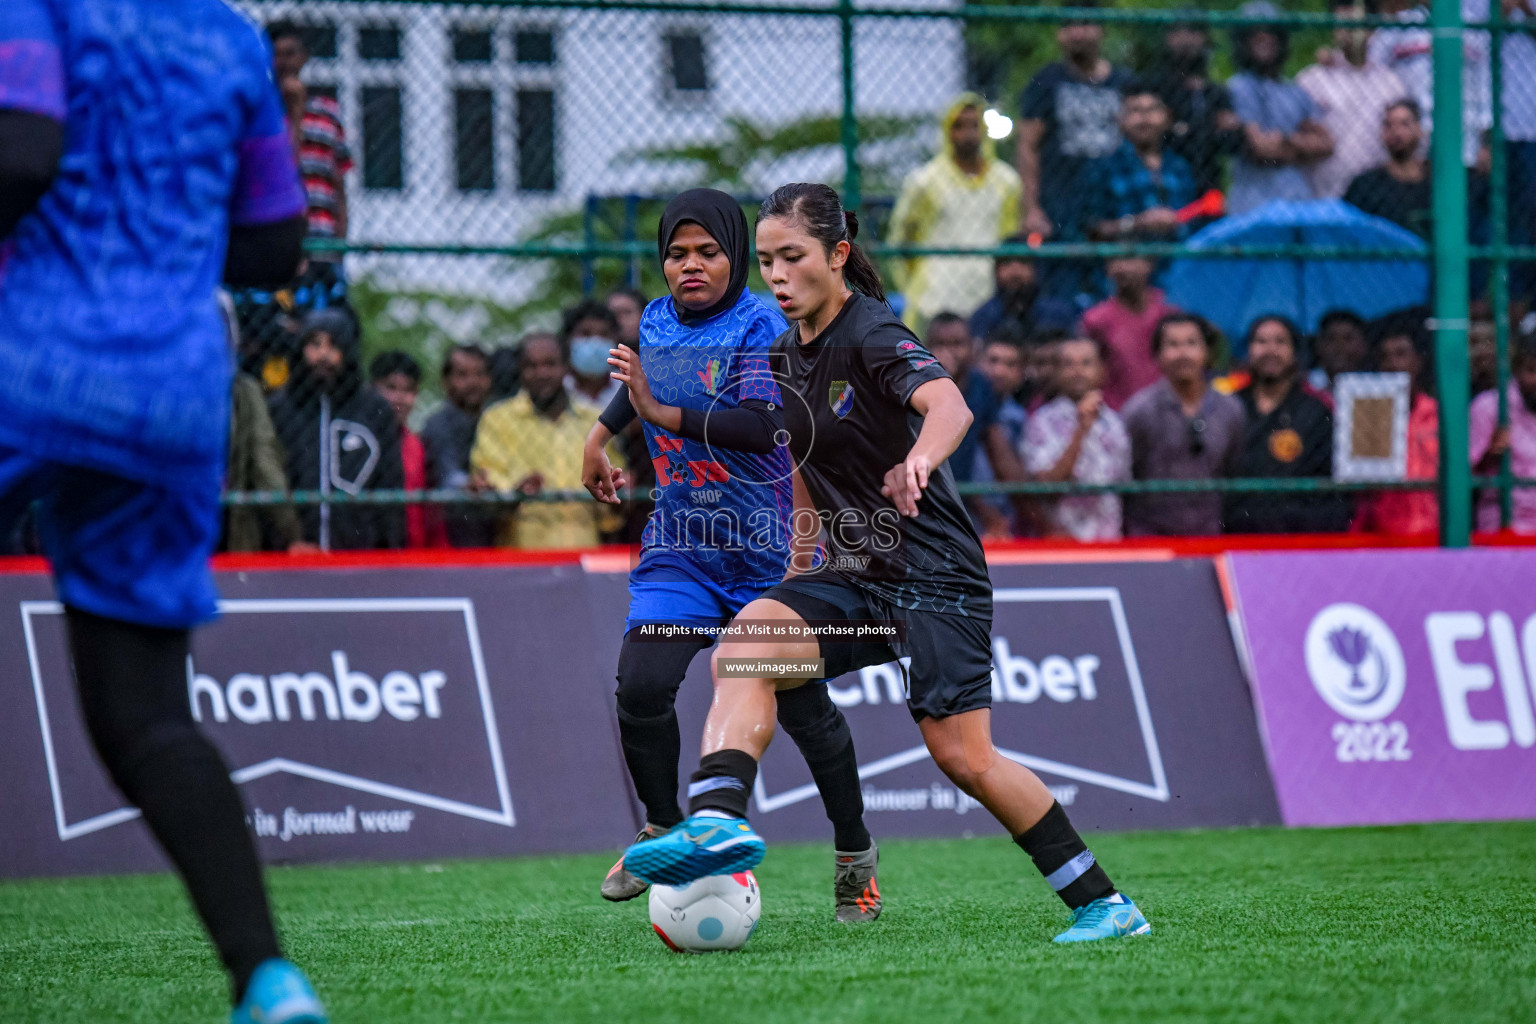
[216,294,643,553]
[101,7,1534,560]
[888,0,1536,327]
[867,0,1536,542]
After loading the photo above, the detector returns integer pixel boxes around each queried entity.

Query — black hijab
[657,188,749,327]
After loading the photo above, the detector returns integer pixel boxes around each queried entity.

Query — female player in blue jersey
[0,1,326,1019]
[621,183,1150,944]
[581,189,881,921]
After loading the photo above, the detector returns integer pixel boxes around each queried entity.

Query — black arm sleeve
[223,214,307,288]
[677,399,783,455]
[0,110,64,238]
[598,384,637,436]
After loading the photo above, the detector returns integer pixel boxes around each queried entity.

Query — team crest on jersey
[698,358,723,395]
[829,380,855,418]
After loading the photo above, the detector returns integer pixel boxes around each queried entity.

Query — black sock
[616,706,684,829]
[614,627,706,830]
[807,738,871,852]
[687,749,757,819]
[775,685,870,852]
[66,608,281,1003]
[1014,801,1116,909]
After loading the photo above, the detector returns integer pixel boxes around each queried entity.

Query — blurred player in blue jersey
[0,1,326,1019]
[581,190,881,921]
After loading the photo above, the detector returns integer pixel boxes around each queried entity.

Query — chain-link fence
[211,0,1536,552]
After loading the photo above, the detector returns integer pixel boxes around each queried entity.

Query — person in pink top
[1081,256,1180,409]
[1470,333,1536,533]
[1355,320,1440,535]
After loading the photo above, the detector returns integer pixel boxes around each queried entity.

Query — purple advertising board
[1228,549,1536,827]
[587,559,1279,841]
[1,556,1277,879]
[0,565,636,878]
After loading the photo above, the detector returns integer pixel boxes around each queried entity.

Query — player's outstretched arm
[881,377,972,517]
[0,109,62,238]
[223,35,308,287]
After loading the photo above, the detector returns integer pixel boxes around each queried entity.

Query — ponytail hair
[757,182,887,304]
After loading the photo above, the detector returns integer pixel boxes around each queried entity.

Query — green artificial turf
[2,821,1533,1023]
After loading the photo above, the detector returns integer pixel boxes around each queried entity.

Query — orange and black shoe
[601,824,667,902]
[833,842,881,923]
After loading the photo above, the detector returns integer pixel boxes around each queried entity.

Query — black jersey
[771,293,993,617]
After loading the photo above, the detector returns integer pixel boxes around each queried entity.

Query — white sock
[694,809,735,820]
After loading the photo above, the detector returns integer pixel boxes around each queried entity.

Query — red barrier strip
[1,530,1531,576]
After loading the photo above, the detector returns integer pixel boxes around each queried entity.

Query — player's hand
[1076,389,1103,430]
[608,346,659,423]
[515,472,544,497]
[881,454,933,517]
[582,439,624,505]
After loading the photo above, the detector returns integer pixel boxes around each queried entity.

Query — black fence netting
[192,0,1536,552]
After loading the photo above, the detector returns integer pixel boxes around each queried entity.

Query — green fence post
[839,0,861,212]
[1432,0,1471,548]
[1489,9,1513,528]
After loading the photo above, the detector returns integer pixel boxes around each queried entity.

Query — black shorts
[761,573,994,722]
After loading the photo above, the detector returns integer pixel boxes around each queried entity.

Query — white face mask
[569,336,611,377]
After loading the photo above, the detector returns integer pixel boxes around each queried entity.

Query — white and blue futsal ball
[648,872,761,952]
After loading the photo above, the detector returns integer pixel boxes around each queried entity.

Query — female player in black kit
[623,183,1150,943]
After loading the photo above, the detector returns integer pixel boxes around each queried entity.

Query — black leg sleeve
[614,627,712,829]
[775,684,871,852]
[66,608,281,1002]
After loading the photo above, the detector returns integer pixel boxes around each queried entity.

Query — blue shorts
[0,446,221,629]
[625,563,772,634]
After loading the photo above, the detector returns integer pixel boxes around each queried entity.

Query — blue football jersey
[637,292,797,586]
[0,0,304,488]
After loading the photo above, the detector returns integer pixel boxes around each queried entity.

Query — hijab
[657,188,749,327]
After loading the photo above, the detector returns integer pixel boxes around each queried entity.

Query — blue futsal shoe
[230,959,327,1024]
[622,813,766,886]
[1052,893,1151,943]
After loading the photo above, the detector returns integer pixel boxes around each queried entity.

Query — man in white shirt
[1368,0,1491,167]
[1496,0,1536,300]
[1023,337,1131,540]
[1298,0,1408,198]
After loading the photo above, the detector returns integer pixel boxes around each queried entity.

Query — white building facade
[238,1,963,297]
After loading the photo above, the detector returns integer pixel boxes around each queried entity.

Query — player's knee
[929,743,981,793]
[615,659,680,720]
[925,731,996,795]
[710,639,766,679]
[87,715,204,793]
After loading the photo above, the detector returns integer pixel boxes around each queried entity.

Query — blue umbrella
[1165,199,1429,360]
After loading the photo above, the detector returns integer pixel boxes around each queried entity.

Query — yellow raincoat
[888,93,1022,332]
